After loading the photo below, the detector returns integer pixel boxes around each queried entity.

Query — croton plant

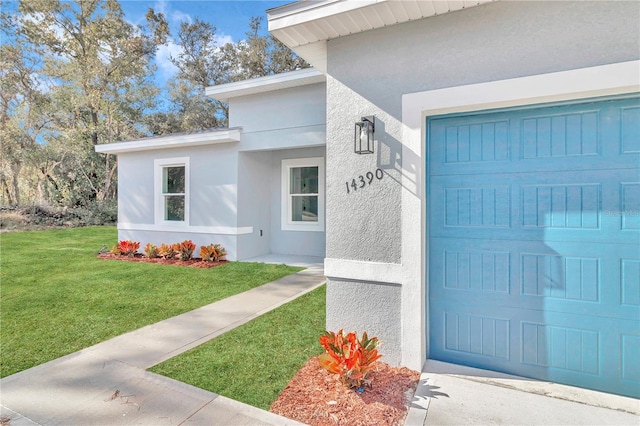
[111,240,140,257]
[318,329,383,390]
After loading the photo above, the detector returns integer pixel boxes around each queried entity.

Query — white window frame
[281,157,325,232]
[154,157,189,226]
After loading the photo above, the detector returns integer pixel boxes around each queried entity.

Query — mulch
[270,357,420,426]
[97,253,228,268]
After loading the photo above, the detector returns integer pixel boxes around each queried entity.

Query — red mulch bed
[270,357,420,425]
[97,253,228,268]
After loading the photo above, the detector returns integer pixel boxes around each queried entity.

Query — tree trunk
[11,162,22,205]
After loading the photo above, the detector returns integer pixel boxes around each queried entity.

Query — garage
[428,96,640,398]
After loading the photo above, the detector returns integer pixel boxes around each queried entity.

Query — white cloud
[153,0,168,16]
[215,33,234,47]
[155,37,183,80]
[171,10,192,25]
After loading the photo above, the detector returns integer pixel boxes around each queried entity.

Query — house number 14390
[346,169,384,194]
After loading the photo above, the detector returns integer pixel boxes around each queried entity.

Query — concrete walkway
[1,266,324,426]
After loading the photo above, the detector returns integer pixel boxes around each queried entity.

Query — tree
[154,16,309,134]
[8,0,169,205]
[0,11,54,206]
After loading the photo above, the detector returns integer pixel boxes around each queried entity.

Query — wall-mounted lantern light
[354,116,375,154]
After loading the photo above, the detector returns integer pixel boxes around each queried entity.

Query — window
[155,157,189,224]
[281,157,324,231]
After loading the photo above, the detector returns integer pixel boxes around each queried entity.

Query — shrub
[157,243,177,259]
[115,240,140,257]
[199,243,227,262]
[178,240,196,261]
[318,330,382,390]
[144,243,158,259]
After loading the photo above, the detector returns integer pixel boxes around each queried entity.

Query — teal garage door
[428,96,640,397]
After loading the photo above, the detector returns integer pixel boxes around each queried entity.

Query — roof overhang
[95,128,241,154]
[206,68,325,102]
[268,0,494,71]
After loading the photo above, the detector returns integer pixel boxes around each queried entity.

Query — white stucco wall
[115,143,245,259]
[237,151,272,259]
[230,83,326,152]
[323,0,640,369]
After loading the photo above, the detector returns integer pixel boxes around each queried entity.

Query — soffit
[206,68,326,103]
[268,0,494,70]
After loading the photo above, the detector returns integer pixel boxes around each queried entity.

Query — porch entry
[427,96,640,397]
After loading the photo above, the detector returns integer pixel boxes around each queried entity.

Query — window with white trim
[155,157,189,224]
[281,157,324,232]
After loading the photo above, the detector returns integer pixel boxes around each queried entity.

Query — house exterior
[266,0,639,398]
[96,68,327,260]
[98,0,639,399]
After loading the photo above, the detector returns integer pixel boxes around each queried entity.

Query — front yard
[0,226,303,377]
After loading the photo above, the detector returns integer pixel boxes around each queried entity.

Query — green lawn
[150,285,326,411]
[0,226,302,377]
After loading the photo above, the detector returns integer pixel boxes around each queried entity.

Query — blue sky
[120,1,291,86]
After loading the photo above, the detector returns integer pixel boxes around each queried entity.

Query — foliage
[1,0,169,207]
[318,330,383,389]
[0,226,303,377]
[0,0,308,207]
[113,240,140,257]
[199,243,227,262]
[143,243,158,259]
[148,16,309,135]
[178,240,196,261]
[0,202,117,232]
[157,243,178,259]
[150,285,326,411]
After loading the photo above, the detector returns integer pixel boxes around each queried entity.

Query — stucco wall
[230,83,326,152]
[326,279,401,363]
[117,153,154,225]
[237,151,272,259]
[270,146,326,257]
[115,143,242,259]
[324,0,640,367]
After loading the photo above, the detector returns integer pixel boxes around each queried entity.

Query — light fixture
[354,116,375,154]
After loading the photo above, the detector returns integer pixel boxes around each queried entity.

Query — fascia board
[268,0,378,32]
[95,128,241,154]
[205,68,325,102]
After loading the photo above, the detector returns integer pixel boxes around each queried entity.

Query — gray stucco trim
[324,258,402,285]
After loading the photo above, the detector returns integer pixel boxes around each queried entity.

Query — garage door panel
[431,301,640,396]
[428,96,640,398]
[430,170,639,245]
[430,98,639,177]
[431,237,638,319]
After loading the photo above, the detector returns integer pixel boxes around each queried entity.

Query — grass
[0,226,302,377]
[150,285,326,411]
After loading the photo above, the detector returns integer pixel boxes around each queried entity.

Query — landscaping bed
[271,357,420,425]
[97,252,228,268]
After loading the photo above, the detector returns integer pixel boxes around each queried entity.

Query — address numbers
[346,168,384,194]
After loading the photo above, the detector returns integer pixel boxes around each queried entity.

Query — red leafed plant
[112,240,140,257]
[318,329,383,390]
[178,240,196,261]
